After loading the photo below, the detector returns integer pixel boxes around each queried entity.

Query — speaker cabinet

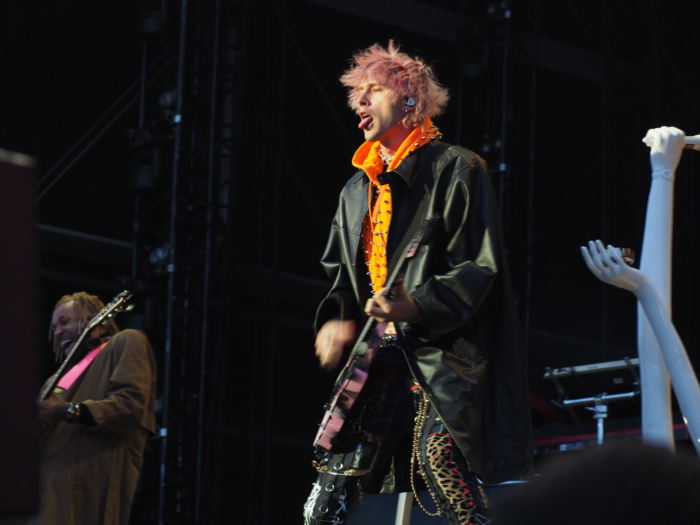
[0,149,39,516]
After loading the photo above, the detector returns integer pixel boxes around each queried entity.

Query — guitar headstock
[84,290,134,332]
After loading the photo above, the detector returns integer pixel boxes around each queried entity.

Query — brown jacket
[35,329,156,525]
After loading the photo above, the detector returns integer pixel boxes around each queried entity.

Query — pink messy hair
[340,40,449,129]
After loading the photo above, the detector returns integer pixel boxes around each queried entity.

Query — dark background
[2,0,700,523]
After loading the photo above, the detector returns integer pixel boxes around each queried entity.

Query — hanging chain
[410,386,441,517]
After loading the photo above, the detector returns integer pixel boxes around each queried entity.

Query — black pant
[304,346,489,525]
[415,403,491,525]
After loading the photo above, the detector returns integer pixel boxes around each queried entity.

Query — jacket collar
[389,150,421,187]
[351,118,442,187]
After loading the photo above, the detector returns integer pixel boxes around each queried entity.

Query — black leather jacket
[316,141,532,484]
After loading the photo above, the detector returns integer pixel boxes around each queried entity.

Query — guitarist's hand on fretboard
[364,280,422,324]
[315,319,356,371]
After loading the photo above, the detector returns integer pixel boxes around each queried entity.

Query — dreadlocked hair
[49,291,119,362]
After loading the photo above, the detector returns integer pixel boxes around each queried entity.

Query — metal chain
[410,387,441,517]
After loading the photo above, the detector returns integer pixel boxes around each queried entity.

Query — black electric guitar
[313,218,438,451]
[38,290,133,401]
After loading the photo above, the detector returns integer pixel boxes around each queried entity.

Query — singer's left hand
[364,281,422,323]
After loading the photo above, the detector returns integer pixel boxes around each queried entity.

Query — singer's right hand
[315,320,356,370]
[642,126,686,174]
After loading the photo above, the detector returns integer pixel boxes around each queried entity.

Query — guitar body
[313,322,387,451]
[312,217,438,453]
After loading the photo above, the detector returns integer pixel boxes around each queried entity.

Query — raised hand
[641,126,686,176]
[580,239,647,293]
[582,238,700,454]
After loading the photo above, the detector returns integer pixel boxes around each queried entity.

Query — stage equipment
[0,149,39,516]
[544,356,640,445]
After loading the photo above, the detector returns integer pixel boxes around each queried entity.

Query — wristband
[64,402,81,423]
[651,168,674,181]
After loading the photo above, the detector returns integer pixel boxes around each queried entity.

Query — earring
[405,97,416,107]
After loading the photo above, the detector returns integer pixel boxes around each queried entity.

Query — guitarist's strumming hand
[315,320,356,370]
[38,394,70,426]
[364,281,421,324]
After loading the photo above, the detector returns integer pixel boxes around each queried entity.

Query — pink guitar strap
[56,341,107,392]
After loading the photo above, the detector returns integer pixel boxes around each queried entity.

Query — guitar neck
[348,217,439,357]
[38,333,89,401]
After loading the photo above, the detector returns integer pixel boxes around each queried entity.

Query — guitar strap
[54,341,107,395]
[386,142,445,277]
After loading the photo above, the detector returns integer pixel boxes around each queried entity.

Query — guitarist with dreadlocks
[29,291,156,525]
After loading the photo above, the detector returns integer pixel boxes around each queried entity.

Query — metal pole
[195,0,221,520]
[524,0,539,348]
[159,1,189,523]
[497,2,511,206]
[592,403,607,446]
[395,492,413,525]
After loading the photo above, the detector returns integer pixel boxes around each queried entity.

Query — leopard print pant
[411,388,490,525]
[421,431,489,525]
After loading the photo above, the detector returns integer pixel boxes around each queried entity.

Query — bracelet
[64,402,81,423]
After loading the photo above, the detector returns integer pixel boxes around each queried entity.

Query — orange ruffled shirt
[351,118,442,294]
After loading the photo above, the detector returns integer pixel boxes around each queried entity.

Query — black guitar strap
[385,142,446,275]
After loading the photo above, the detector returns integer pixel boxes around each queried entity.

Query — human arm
[81,329,156,433]
[37,394,96,426]
[314,196,363,330]
[405,149,499,341]
[641,126,685,179]
[313,187,366,368]
[37,394,70,426]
